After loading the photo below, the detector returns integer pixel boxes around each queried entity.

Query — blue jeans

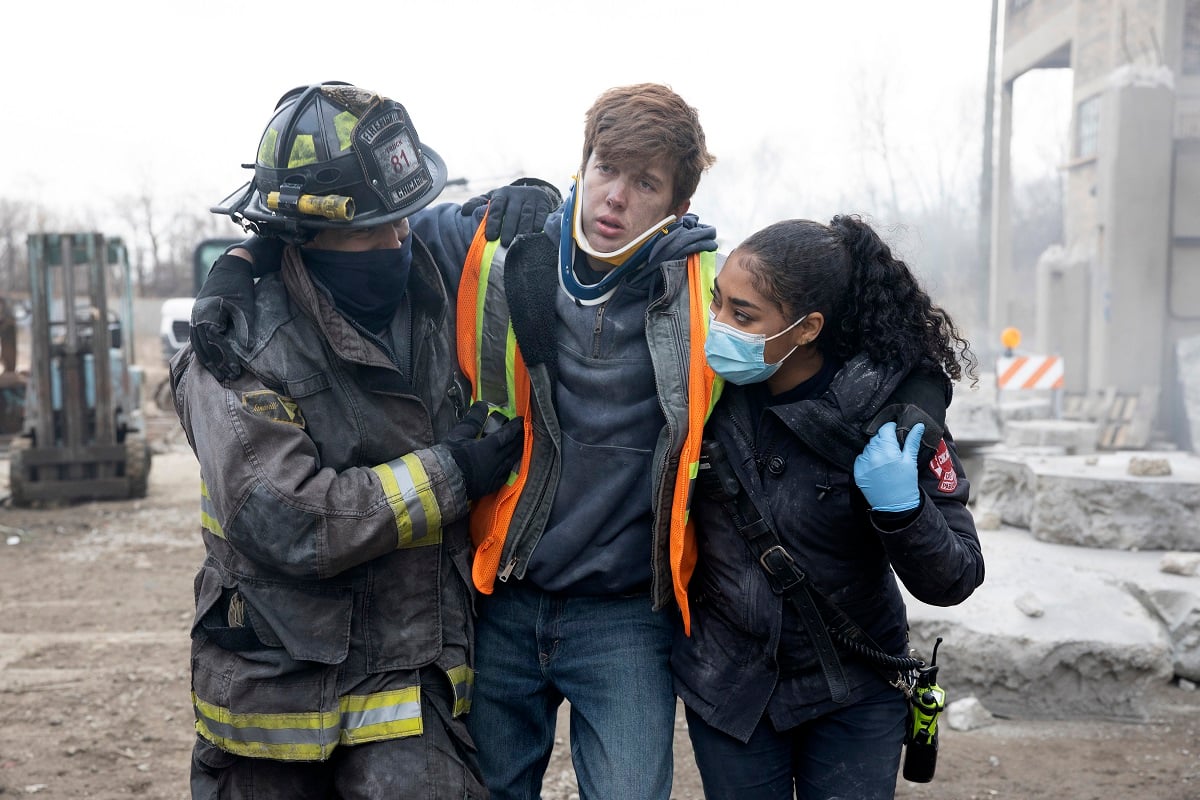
[685,684,908,800]
[467,580,677,800]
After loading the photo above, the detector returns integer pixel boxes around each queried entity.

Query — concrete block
[947,379,1003,446]
[1003,419,1099,454]
[904,527,1179,720]
[997,396,1054,422]
[974,448,1063,528]
[975,451,1200,550]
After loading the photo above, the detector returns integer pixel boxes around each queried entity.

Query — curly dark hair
[734,216,976,383]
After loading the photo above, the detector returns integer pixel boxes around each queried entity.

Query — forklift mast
[9,233,151,505]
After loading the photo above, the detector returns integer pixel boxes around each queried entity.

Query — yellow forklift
[7,233,151,506]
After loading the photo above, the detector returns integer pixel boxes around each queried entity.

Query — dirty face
[308,219,410,252]
[576,152,687,269]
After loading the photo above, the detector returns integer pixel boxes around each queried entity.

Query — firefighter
[170,82,524,799]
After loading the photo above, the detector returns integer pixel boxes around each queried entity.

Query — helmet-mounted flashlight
[267,191,356,222]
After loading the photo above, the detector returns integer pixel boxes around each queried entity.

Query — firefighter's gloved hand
[854,421,924,512]
[189,252,257,382]
[443,401,525,501]
[227,234,285,277]
[459,178,562,246]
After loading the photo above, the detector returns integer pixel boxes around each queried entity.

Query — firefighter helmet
[213,82,447,240]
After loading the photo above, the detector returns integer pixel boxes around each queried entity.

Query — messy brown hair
[580,83,716,207]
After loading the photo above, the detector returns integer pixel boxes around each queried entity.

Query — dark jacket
[670,355,984,742]
[171,240,476,760]
[414,204,722,606]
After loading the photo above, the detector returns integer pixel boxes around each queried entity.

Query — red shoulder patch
[927,439,958,493]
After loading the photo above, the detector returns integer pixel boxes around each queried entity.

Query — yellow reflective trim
[257,128,279,168]
[371,453,442,549]
[339,686,420,714]
[339,717,422,745]
[471,237,520,414]
[196,718,329,761]
[193,692,339,761]
[504,325,519,418]
[445,664,474,716]
[698,250,725,414]
[333,110,358,152]
[404,453,443,547]
[195,694,335,731]
[288,134,317,168]
[339,686,423,745]
[200,480,224,539]
[193,685,427,760]
[472,238,500,403]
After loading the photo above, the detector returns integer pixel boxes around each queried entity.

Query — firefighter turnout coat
[170,242,475,761]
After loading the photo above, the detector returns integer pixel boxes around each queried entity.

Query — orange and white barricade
[996,353,1065,416]
[995,354,1064,391]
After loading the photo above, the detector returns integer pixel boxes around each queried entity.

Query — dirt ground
[2,353,1200,799]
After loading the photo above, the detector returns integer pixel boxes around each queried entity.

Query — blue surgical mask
[704,313,808,385]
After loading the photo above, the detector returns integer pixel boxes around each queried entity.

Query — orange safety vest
[456,220,722,633]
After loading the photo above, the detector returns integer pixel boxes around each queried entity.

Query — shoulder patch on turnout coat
[241,390,306,428]
[928,439,957,493]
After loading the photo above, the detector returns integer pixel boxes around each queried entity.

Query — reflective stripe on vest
[457,221,723,633]
[372,452,444,548]
[193,685,423,761]
[456,221,533,592]
[672,250,724,635]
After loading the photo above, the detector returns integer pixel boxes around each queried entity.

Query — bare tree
[0,198,33,293]
[851,70,904,221]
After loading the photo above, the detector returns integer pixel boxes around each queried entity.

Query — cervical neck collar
[557,178,677,306]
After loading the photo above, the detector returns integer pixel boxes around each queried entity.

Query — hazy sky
[8,1,1068,248]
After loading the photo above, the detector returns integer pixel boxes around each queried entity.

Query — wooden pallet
[1062,385,1159,449]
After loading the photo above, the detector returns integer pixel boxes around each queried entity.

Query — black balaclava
[301,234,413,332]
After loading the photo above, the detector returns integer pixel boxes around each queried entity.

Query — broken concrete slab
[974,450,1200,550]
[1003,419,1099,454]
[947,377,1003,446]
[902,526,1198,721]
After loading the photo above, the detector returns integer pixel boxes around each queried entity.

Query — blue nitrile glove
[853,421,925,512]
[189,237,282,381]
[459,178,562,246]
[442,401,525,501]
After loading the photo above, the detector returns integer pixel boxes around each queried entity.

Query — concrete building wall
[1073,0,1116,85]
[1001,0,1074,80]
[1062,154,1099,251]
[1036,247,1091,390]
[1092,78,1174,390]
[1004,0,1075,46]
[1171,143,1200,316]
[995,0,1200,445]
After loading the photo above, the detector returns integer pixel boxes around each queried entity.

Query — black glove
[189,237,274,381]
[230,234,286,277]
[460,178,562,246]
[442,401,525,501]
